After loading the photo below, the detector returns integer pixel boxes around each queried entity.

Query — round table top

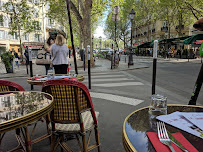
[27,74,85,85]
[0,91,54,133]
[122,104,203,152]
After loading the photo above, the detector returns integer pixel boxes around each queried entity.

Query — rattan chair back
[0,80,25,91]
[42,79,97,124]
[42,79,100,152]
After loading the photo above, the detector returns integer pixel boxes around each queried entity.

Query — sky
[93,10,109,40]
[93,26,106,39]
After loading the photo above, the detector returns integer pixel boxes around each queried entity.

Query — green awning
[137,41,153,48]
[150,39,164,46]
[150,36,190,46]
[183,34,203,44]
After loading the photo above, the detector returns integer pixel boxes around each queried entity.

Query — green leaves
[3,0,40,37]
[0,52,14,69]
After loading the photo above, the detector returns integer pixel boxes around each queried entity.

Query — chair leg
[60,135,64,152]
[82,134,87,152]
[94,126,101,152]
[50,133,56,151]
[45,114,51,143]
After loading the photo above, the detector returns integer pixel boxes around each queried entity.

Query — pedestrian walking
[24,46,29,74]
[24,46,29,65]
[51,34,69,74]
[14,51,20,68]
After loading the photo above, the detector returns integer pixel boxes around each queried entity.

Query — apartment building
[0,0,65,58]
[134,20,203,48]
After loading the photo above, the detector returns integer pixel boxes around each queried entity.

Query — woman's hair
[47,37,55,46]
[55,34,65,46]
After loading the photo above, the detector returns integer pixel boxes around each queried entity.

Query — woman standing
[44,37,55,75]
[51,34,69,74]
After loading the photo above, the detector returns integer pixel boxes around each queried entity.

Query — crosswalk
[83,71,145,106]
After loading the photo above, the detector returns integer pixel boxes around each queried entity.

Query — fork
[157,122,176,152]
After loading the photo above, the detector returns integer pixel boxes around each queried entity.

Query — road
[0,56,202,151]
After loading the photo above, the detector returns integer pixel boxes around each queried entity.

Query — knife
[167,130,189,152]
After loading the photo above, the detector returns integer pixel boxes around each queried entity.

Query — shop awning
[22,42,44,49]
[194,40,203,44]
[183,34,203,44]
[150,36,190,46]
[137,41,153,48]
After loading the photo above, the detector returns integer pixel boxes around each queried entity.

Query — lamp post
[129,9,135,66]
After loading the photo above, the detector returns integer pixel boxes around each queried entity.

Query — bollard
[83,49,85,71]
[87,45,91,89]
[28,47,33,90]
[152,40,158,95]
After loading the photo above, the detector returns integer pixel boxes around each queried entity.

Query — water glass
[149,94,167,116]
[47,69,54,79]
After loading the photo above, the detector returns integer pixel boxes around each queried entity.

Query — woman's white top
[51,43,69,65]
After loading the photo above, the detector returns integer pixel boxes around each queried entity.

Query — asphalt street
[0,56,202,151]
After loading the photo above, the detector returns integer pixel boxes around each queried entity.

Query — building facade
[0,0,65,58]
[134,20,203,47]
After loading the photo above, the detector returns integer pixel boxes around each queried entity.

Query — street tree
[46,0,107,66]
[3,0,40,60]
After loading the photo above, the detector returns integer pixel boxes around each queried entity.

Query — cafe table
[27,74,85,85]
[0,91,54,152]
[122,104,203,152]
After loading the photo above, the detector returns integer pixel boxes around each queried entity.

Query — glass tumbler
[47,69,54,79]
[148,94,167,116]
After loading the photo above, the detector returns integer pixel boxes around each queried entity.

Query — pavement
[0,55,202,79]
[0,55,202,151]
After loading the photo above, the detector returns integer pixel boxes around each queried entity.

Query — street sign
[111,14,120,21]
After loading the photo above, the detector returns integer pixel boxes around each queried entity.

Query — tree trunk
[83,0,94,67]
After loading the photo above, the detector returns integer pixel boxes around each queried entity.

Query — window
[22,33,29,41]
[10,32,18,40]
[0,15,3,26]
[5,31,8,39]
[34,34,42,42]
[0,1,2,10]
[34,8,39,18]
[24,33,29,41]
[36,21,41,30]
[0,30,5,39]
[46,18,54,28]
[3,16,8,27]
[45,2,50,11]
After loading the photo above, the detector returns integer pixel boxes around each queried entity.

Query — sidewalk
[0,56,149,79]
[0,55,202,79]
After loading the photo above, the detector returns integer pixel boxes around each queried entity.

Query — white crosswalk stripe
[84,72,144,87]
[92,82,144,87]
[90,75,125,78]
[90,92,144,106]
[83,78,134,82]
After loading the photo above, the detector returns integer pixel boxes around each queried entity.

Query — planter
[6,67,13,73]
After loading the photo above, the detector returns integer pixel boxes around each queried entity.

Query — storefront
[22,42,44,58]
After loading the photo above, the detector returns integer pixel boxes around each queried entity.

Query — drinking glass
[149,94,167,116]
[47,69,54,79]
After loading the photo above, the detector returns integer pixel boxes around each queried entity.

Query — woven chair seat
[49,111,99,132]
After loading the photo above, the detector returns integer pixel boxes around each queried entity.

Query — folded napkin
[27,76,44,80]
[147,132,199,152]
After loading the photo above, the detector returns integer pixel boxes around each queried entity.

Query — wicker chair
[0,80,25,148]
[0,80,25,91]
[42,79,101,152]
